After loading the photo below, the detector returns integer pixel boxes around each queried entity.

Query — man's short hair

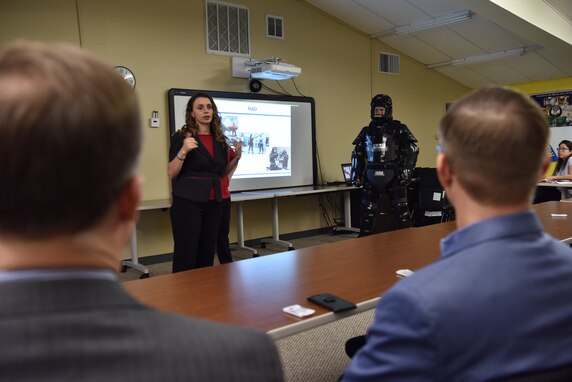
[0,41,141,238]
[440,87,548,205]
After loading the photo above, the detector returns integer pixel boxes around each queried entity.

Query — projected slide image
[221,116,239,138]
[240,132,268,154]
[268,146,290,172]
[230,131,291,178]
[217,100,292,179]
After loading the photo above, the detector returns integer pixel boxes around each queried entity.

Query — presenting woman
[168,93,241,272]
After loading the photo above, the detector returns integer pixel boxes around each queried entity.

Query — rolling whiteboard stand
[261,197,295,250]
[230,201,258,256]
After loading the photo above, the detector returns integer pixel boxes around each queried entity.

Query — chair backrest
[412,167,448,210]
[496,363,572,382]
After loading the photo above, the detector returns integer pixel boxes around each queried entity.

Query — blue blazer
[343,211,572,381]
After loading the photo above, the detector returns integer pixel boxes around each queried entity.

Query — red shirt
[197,135,217,201]
[198,134,214,156]
[221,148,237,199]
[198,135,236,200]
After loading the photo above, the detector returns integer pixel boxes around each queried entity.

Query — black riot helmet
[370,94,393,121]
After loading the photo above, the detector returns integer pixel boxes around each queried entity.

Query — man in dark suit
[0,41,283,382]
[342,87,572,381]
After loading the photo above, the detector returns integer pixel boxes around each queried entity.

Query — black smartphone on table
[307,293,357,313]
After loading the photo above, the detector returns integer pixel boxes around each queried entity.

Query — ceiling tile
[306,0,392,34]
[355,0,430,26]
[417,29,483,61]
[408,0,469,16]
[381,35,452,64]
[449,14,528,51]
[535,49,572,77]
[305,0,572,87]
[469,61,531,84]
[507,50,567,81]
[435,66,498,88]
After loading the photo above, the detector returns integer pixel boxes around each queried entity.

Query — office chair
[533,185,561,204]
[410,167,454,226]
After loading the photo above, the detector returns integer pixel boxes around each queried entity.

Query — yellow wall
[369,40,469,167]
[1,0,475,259]
[511,77,572,95]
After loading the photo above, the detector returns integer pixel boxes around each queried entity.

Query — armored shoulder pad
[352,126,368,145]
[396,122,417,143]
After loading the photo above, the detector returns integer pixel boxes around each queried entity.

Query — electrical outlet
[150,118,160,128]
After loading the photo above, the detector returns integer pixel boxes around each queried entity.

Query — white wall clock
[114,66,136,89]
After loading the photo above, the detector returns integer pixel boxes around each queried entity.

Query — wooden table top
[122,202,572,336]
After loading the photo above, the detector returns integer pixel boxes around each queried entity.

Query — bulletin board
[530,90,572,164]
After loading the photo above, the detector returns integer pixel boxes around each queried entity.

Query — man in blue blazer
[342,87,572,381]
[0,41,283,382]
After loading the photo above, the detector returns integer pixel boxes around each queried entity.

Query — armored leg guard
[389,183,412,229]
[359,181,381,237]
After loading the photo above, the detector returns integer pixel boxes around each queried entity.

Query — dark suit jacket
[170,132,227,202]
[0,278,283,382]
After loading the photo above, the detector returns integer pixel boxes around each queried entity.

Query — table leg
[261,197,294,250]
[121,229,150,278]
[332,190,360,233]
[343,190,360,232]
[230,201,258,257]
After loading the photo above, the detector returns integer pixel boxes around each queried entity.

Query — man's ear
[117,175,143,222]
[436,153,452,189]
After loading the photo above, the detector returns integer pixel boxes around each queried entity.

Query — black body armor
[350,94,419,236]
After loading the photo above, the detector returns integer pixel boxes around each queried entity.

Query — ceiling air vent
[379,53,400,74]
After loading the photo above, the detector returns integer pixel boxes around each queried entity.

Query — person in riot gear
[268,147,280,170]
[351,94,419,236]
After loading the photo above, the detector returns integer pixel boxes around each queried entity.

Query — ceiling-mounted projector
[245,57,301,80]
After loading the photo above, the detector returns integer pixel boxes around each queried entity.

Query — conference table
[537,180,572,199]
[122,201,572,339]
